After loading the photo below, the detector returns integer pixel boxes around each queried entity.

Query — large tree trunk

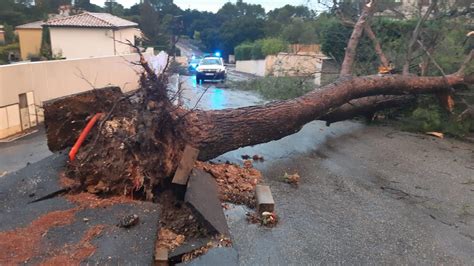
[42,0,473,197]
[44,71,469,197]
[186,74,466,160]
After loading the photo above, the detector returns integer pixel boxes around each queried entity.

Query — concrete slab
[173,145,200,185]
[185,169,230,237]
[179,247,238,266]
[169,237,210,263]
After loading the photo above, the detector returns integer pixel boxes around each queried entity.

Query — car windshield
[200,58,221,65]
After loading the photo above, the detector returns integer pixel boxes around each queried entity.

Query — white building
[44,12,141,59]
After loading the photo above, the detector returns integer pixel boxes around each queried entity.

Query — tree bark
[339,0,376,77]
[186,73,466,160]
[364,24,390,67]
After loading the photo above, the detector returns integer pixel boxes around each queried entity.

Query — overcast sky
[90,0,323,13]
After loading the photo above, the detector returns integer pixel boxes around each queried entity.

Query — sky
[90,0,322,13]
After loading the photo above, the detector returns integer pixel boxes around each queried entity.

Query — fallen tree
[44,0,473,199]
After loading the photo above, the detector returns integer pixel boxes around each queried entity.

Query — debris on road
[0,208,78,264]
[426,131,444,139]
[196,161,263,207]
[243,159,253,168]
[118,214,140,228]
[246,211,279,227]
[41,225,105,265]
[283,172,300,186]
[241,154,264,162]
[261,211,278,226]
[157,228,185,251]
[255,184,275,214]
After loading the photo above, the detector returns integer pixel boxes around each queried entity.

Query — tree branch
[364,24,390,67]
[339,0,377,77]
[402,0,437,75]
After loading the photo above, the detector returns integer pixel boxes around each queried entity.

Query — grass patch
[231,76,314,100]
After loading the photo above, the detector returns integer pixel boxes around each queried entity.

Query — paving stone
[185,169,230,236]
[154,247,169,266]
[172,145,200,185]
[255,185,274,214]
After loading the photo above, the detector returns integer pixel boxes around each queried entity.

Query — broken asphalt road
[0,153,160,264]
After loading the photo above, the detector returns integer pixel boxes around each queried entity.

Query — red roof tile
[44,12,137,29]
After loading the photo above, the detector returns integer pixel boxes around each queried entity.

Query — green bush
[235,38,288,61]
[250,40,264,60]
[396,95,474,138]
[235,43,253,60]
[261,38,288,56]
[0,43,20,64]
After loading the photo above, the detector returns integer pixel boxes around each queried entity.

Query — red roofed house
[44,12,141,59]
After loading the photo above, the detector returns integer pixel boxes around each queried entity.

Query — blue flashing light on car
[214,51,221,57]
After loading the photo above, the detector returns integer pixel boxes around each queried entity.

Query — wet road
[0,127,52,176]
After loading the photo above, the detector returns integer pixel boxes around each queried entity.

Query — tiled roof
[44,12,137,29]
[16,20,44,29]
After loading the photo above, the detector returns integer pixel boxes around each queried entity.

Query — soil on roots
[57,73,189,201]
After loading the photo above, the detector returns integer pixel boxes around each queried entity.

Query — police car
[195,55,227,83]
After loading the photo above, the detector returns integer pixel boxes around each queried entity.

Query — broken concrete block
[185,169,230,237]
[256,185,274,214]
[154,247,169,266]
[172,145,200,185]
[169,237,210,263]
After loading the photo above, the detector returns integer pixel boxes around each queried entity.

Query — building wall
[50,27,113,59]
[0,51,153,139]
[266,52,324,79]
[114,27,139,55]
[235,59,267,77]
[49,27,138,59]
[0,104,22,139]
[236,52,328,85]
[17,28,43,60]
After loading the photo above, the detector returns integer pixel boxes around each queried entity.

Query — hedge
[235,38,288,61]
